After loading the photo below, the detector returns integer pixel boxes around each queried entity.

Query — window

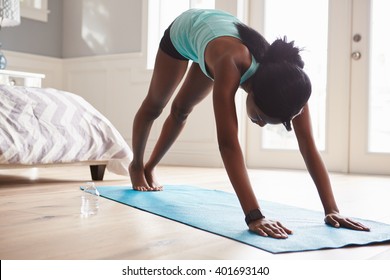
[368,0,390,153]
[20,0,49,22]
[147,0,215,69]
[261,0,328,151]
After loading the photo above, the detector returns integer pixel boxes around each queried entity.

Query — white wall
[62,52,223,167]
[4,49,223,168]
[4,50,63,89]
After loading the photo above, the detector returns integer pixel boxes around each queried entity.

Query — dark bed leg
[89,165,106,181]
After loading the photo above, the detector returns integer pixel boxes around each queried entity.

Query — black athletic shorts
[159,23,189,61]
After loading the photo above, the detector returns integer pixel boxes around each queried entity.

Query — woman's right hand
[248,218,292,239]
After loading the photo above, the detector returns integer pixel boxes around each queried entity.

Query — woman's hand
[248,218,293,239]
[324,213,370,231]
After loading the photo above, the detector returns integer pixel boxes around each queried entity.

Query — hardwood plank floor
[0,165,389,260]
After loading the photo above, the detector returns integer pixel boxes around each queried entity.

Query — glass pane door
[367,0,390,153]
[349,0,390,174]
[261,0,328,151]
[246,0,390,175]
[246,0,351,172]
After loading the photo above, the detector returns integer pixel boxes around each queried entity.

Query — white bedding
[0,85,132,176]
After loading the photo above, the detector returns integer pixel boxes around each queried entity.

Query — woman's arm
[212,57,258,215]
[212,56,291,238]
[293,104,369,230]
[292,104,339,214]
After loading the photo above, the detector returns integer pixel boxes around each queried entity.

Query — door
[349,0,390,174]
[246,0,390,175]
[246,0,351,172]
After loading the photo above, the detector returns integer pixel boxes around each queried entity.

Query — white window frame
[20,0,49,22]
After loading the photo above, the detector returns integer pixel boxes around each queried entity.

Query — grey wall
[62,0,142,58]
[0,0,143,58]
[0,0,63,58]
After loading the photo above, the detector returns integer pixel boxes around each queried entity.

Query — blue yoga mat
[83,185,390,253]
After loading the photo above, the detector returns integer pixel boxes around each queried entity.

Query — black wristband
[245,208,265,225]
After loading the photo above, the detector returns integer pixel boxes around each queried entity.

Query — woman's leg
[144,62,213,188]
[130,49,188,191]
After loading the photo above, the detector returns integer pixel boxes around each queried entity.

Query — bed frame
[0,162,108,181]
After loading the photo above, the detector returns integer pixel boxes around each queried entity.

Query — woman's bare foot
[129,162,162,191]
[129,162,152,191]
[144,164,163,191]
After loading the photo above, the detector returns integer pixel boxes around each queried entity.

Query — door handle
[351,51,361,60]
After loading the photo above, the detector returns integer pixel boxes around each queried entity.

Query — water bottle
[80,182,100,217]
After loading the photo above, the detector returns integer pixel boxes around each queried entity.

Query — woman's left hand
[324,213,370,231]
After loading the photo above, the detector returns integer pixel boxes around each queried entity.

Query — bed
[0,85,133,180]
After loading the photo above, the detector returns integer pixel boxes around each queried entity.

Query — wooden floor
[1,165,389,260]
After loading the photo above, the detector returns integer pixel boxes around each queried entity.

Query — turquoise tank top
[170,9,259,84]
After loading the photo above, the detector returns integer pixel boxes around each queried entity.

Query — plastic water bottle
[80,182,100,217]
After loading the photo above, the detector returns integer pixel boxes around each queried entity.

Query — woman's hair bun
[262,37,305,68]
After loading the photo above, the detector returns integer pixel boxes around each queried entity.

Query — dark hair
[235,23,311,131]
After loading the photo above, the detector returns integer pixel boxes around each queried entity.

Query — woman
[130,9,369,238]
